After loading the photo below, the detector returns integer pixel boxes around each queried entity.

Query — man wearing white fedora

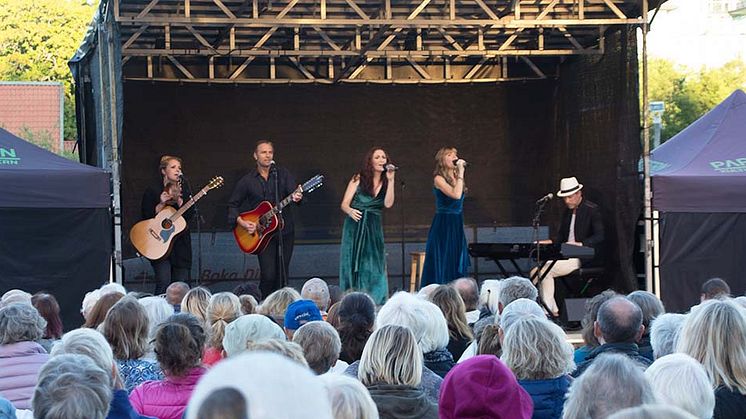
[533,176,605,317]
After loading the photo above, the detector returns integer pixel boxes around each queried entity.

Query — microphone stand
[181,175,203,287]
[272,164,287,289]
[399,177,406,292]
[531,199,554,318]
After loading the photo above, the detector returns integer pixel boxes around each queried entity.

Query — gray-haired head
[562,353,655,419]
[498,277,538,313]
[50,328,116,387]
[452,277,479,312]
[185,352,332,419]
[0,303,46,344]
[0,289,32,308]
[502,316,575,380]
[222,314,286,357]
[138,296,175,343]
[595,297,643,344]
[644,353,714,419]
[320,374,379,419]
[626,291,665,330]
[81,289,101,321]
[417,299,450,353]
[607,405,697,419]
[478,279,501,315]
[499,298,546,331]
[417,284,440,299]
[375,292,429,347]
[649,313,686,359]
[293,321,342,375]
[301,278,331,312]
[32,354,113,419]
[99,282,127,296]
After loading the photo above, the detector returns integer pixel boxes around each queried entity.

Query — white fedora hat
[557,177,583,197]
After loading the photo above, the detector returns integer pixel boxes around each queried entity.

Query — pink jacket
[129,367,206,419]
[0,341,50,410]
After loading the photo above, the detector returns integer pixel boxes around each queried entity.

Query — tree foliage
[0,0,96,143]
[648,58,746,142]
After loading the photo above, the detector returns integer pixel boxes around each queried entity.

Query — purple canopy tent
[652,90,746,311]
[0,127,112,330]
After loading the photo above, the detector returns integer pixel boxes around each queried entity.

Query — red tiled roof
[0,82,64,153]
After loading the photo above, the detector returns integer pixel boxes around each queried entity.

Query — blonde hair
[358,325,422,387]
[256,287,301,324]
[429,285,474,341]
[245,339,308,368]
[206,292,242,350]
[501,317,575,380]
[433,147,459,187]
[181,287,212,326]
[677,299,746,394]
[159,155,182,171]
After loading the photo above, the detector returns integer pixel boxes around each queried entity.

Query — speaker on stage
[565,298,590,322]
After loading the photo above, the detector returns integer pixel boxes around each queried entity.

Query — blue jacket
[107,389,155,419]
[518,376,571,419]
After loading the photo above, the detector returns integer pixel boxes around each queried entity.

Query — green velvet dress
[339,186,388,304]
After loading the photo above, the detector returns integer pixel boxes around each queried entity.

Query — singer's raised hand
[385,166,396,181]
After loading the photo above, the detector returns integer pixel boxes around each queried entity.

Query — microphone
[536,193,554,205]
[385,163,399,172]
[453,159,469,167]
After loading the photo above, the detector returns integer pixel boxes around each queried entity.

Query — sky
[646,0,746,68]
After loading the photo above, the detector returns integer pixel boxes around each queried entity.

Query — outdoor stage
[68,0,653,319]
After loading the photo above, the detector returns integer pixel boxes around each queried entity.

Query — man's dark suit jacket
[552,198,605,265]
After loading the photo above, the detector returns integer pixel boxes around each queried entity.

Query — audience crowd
[0,274,745,419]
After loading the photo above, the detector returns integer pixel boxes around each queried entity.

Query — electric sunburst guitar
[234,174,324,254]
[130,176,224,260]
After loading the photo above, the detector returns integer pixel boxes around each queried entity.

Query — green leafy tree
[647,58,746,142]
[0,0,97,145]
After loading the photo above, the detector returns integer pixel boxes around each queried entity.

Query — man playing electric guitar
[227,140,303,297]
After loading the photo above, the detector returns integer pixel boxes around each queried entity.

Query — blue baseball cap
[284,299,322,330]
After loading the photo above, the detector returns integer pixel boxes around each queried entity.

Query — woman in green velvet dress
[339,147,396,304]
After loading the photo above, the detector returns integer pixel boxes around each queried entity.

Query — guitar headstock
[207,176,224,190]
[301,175,324,193]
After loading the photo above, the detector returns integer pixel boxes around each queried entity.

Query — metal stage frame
[115,0,648,83]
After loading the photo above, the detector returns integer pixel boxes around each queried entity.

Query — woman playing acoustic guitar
[140,155,192,294]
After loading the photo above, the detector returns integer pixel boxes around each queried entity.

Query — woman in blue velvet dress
[421,147,470,287]
[339,147,396,304]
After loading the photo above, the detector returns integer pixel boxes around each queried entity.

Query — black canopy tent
[652,90,746,311]
[0,127,111,330]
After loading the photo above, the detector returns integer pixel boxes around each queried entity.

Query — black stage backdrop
[660,213,746,312]
[121,28,641,292]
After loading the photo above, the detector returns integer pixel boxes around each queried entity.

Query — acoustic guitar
[234,174,324,254]
[130,176,224,260]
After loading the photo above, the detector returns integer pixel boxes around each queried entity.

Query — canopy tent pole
[642,0,654,294]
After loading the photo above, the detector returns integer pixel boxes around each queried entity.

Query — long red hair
[357,147,388,197]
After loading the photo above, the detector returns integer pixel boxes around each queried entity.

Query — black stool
[559,266,604,297]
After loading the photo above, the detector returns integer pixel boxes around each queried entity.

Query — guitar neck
[171,187,209,220]
[269,190,298,217]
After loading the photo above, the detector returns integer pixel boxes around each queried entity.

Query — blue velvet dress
[420,188,470,286]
